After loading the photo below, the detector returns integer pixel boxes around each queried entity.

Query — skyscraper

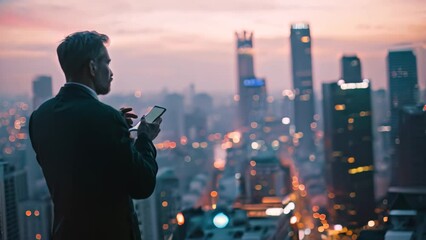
[387,49,418,146]
[387,49,419,186]
[193,93,213,116]
[18,199,52,240]
[137,168,180,240]
[0,161,24,240]
[341,55,362,83]
[0,161,7,240]
[372,89,392,199]
[281,90,295,125]
[235,31,267,128]
[394,104,426,187]
[322,56,375,227]
[162,93,185,142]
[290,23,316,162]
[323,80,376,227]
[32,76,52,111]
[185,93,214,141]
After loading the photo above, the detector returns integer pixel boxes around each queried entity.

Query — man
[29,31,161,240]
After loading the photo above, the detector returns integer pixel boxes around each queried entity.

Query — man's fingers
[153,117,162,124]
[125,113,138,119]
[120,107,133,113]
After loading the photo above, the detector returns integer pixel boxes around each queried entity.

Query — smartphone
[129,106,166,132]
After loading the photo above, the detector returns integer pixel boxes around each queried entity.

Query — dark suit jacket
[29,84,158,240]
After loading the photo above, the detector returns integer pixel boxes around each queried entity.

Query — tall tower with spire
[235,31,267,128]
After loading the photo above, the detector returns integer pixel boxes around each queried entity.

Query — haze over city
[1,0,426,96]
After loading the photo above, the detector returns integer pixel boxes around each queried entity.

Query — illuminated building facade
[235,31,267,128]
[0,162,23,240]
[135,195,158,240]
[281,90,295,126]
[372,89,392,199]
[290,23,316,162]
[138,168,180,240]
[322,77,375,227]
[394,104,426,187]
[244,154,286,204]
[18,199,52,240]
[387,49,419,186]
[32,76,52,111]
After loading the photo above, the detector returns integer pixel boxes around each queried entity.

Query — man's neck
[67,75,94,86]
[65,82,98,100]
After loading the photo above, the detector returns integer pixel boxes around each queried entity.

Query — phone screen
[145,106,166,123]
[129,106,166,132]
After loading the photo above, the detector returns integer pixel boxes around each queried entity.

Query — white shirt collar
[65,82,98,100]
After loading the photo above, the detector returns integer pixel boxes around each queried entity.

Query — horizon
[1,0,426,97]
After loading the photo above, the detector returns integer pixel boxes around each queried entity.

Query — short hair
[56,31,109,78]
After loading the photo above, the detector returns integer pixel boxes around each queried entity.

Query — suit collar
[61,83,99,100]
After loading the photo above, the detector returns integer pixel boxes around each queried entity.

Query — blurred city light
[213,213,229,228]
[265,208,283,216]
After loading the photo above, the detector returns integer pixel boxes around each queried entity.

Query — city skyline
[1,58,425,238]
[1,0,426,96]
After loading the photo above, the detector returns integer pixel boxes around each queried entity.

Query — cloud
[113,28,166,35]
[113,0,307,13]
[0,6,56,29]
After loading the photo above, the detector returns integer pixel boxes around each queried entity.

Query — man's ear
[89,60,97,77]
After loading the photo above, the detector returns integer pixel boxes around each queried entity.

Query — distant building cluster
[1,76,52,240]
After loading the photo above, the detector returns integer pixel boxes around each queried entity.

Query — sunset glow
[0,0,425,96]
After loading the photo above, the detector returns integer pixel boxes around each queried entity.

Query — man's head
[57,31,113,95]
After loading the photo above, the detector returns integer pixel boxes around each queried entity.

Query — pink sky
[0,0,425,97]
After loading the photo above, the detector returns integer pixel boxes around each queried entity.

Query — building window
[347,157,355,164]
[301,36,310,43]
[300,94,310,101]
[335,104,345,111]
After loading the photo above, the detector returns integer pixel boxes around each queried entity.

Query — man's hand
[120,107,138,127]
[137,117,162,141]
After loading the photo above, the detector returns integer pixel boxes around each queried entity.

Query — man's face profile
[92,46,113,95]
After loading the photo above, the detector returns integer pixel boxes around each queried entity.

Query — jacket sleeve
[111,110,158,199]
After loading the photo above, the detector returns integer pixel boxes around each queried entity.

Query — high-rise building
[235,31,267,128]
[281,90,295,124]
[193,93,213,116]
[394,104,426,187]
[387,50,418,146]
[244,154,286,204]
[185,93,213,142]
[372,89,389,127]
[341,56,362,83]
[290,23,316,162]
[135,197,158,240]
[185,109,208,141]
[162,93,185,142]
[0,161,26,240]
[0,161,7,240]
[387,49,419,186]
[137,168,180,240]
[322,58,375,227]
[32,76,52,111]
[18,199,52,240]
[372,89,392,199]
